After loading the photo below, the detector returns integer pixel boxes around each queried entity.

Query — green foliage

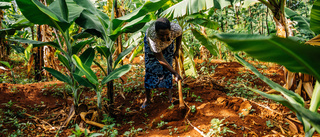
[205,118,235,136]
[310,0,320,34]
[266,120,274,128]
[213,34,320,81]
[235,55,320,135]
[69,124,104,137]
[161,0,232,19]
[16,0,83,32]
[0,61,16,84]
[190,105,196,113]
[168,104,174,109]
[192,29,218,56]
[156,121,168,128]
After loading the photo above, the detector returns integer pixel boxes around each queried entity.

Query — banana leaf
[160,0,231,19]
[212,34,320,81]
[0,61,11,69]
[96,46,111,60]
[187,18,219,30]
[109,15,151,41]
[58,54,71,71]
[73,73,96,89]
[235,54,320,133]
[285,8,313,34]
[111,0,169,30]
[114,46,134,68]
[9,38,66,55]
[74,48,95,75]
[192,29,218,56]
[72,55,98,85]
[101,64,131,85]
[44,67,72,85]
[311,0,320,34]
[0,2,11,9]
[72,38,94,55]
[74,0,168,41]
[16,0,83,32]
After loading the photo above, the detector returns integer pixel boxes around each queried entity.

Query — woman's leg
[141,88,152,108]
[168,88,172,103]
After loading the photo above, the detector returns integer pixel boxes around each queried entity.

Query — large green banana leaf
[109,14,151,41]
[73,73,96,89]
[285,8,313,35]
[101,64,131,85]
[160,0,231,19]
[95,46,111,60]
[9,38,66,55]
[0,16,33,36]
[235,55,320,133]
[111,0,169,30]
[310,81,320,112]
[72,38,94,55]
[58,54,71,71]
[44,67,72,85]
[16,0,83,32]
[74,48,95,76]
[74,0,168,41]
[0,2,11,9]
[212,34,320,81]
[192,29,218,56]
[72,55,99,85]
[49,0,84,23]
[311,0,320,34]
[187,17,219,30]
[113,46,134,68]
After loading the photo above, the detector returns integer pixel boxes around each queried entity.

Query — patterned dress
[144,22,182,89]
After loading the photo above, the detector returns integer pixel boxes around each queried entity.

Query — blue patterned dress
[144,22,182,89]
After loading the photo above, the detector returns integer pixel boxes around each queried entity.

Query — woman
[142,18,182,109]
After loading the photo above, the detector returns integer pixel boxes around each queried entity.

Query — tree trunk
[107,55,114,115]
[34,0,56,81]
[0,10,10,61]
[35,25,44,81]
[114,0,122,65]
[42,25,56,78]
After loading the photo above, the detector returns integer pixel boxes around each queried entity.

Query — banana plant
[12,0,101,111]
[206,2,320,136]
[72,0,169,109]
[211,33,320,135]
[72,55,131,109]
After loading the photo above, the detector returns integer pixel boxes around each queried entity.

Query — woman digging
[142,18,183,109]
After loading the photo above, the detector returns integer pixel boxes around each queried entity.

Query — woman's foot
[141,99,151,109]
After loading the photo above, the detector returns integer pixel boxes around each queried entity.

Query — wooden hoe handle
[175,56,185,108]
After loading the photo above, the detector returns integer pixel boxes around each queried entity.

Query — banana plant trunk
[262,0,315,105]
[34,0,54,81]
[107,55,114,116]
[0,10,9,61]
[114,0,123,65]
[35,24,44,81]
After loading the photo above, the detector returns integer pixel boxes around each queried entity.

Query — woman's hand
[174,50,179,58]
[174,72,182,82]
